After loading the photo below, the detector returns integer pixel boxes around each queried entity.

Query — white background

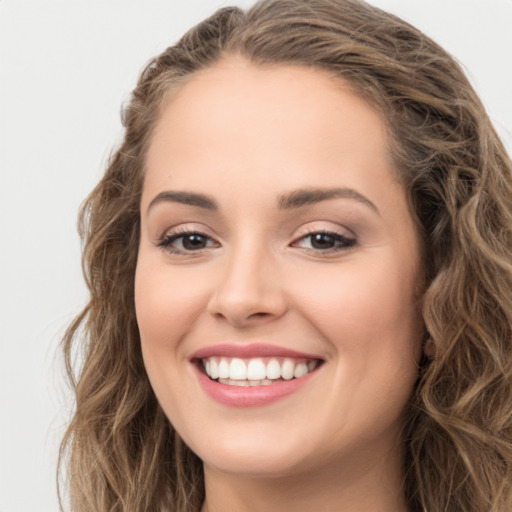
[1,1,511,511]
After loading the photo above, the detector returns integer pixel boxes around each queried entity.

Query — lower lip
[194,365,317,407]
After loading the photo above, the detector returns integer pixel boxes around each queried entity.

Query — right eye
[290,229,356,255]
[157,230,220,255]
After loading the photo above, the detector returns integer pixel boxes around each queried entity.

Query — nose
[207,244,288,327]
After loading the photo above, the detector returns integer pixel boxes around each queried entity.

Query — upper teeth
[202,357,318,381]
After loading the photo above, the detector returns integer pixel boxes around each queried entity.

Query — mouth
[190,344,325,406]
[197,356,322,387]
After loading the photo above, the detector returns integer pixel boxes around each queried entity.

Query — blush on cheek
[135,269,176,364]
[135,261,213,361]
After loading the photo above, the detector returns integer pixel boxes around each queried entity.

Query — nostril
[207,279,288,326]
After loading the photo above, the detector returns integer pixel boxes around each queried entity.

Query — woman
[59,0,512,511]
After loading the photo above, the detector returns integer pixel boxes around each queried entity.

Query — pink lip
[190,344,324,407]
[193,364,318,407]
[190,343,322,360]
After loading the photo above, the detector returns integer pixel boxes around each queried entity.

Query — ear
[423,337,436,358]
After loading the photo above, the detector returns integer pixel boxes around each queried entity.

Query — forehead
[144,57,395,204]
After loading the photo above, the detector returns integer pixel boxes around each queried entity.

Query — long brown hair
[59,1,512,511]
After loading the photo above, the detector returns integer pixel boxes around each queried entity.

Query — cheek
[134,259,209,387]
[134,259,209,427]
[288,256,422,358]
[135,260,204,342]
[280,258,423,454]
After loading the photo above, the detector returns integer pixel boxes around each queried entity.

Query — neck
[200,444,409,512]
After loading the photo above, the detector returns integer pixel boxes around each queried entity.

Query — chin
[202,447,316,479]
[182,424,321,478]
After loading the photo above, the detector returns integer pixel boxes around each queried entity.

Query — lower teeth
[217,378,283,386]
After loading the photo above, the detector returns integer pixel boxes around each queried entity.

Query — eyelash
[157,228,219,255]
[291,229,356,254]
[156,229,356,255]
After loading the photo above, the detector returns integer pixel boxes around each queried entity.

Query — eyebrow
[278,187,379,213]
[147,187,378,215]
[147,191,218,212]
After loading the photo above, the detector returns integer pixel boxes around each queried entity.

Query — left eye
[293,231,356,252]
[158,231,219,254]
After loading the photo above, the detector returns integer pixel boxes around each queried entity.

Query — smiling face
[135,58,424,480]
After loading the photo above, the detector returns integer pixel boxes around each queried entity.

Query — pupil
[183,234,207,250]
[311,233,334,249]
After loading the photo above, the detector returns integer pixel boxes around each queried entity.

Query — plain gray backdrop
[1,1,511,511]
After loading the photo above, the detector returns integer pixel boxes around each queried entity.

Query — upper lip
[190,343,324,360]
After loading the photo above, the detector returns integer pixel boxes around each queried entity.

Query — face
[135,58,423,479]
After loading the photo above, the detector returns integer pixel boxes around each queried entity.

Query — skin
[135,57,424,512]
